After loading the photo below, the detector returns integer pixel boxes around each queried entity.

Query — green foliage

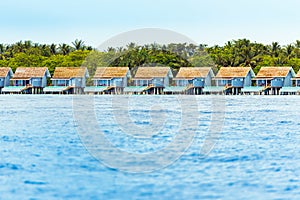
[63,50,90,66]
[189,51,215,68]
[253,66,262,75]
[1,39,300,76]
[0,60,8,67]
[108,46,194,70]
[287,58,300,73]
[42,55,65,75]
[8,53,46,71]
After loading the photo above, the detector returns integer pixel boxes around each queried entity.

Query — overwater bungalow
[167,67,214,94]
[293,70,300,87]
[125,67,173,94]
[85,67,131,94]
[0,67,13,93]
[254,67,295,95]
[212,67,255,95]
[281,69,300,95]
[45,67,89,94]
[3,67,50,94]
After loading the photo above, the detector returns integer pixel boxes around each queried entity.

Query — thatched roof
[256,67,295,78]
[174,67,213,80]
[11,67,50,80]
[93,67,130,79]
[52,67,89,79]
[133,67,173,79]
[0,67,13,77]
[215,67,255,79]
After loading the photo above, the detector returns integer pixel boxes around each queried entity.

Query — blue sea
[0,95,300,199]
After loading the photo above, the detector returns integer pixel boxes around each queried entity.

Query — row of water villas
[0,66,300,95]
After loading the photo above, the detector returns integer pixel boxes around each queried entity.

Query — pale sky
[1,0,300,47]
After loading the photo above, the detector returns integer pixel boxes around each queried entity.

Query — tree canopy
[1,39,300,76]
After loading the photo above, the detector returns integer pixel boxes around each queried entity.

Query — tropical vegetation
[1,39,300,76]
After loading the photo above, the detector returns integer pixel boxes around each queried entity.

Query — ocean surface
[0,95,300,199]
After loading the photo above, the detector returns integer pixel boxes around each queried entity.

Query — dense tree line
[1,39,300,76]
[0,39,93,75]
[206,39,300,73]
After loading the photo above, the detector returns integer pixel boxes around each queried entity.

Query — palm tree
[86,46,93,51]
[24,40,32,49]
[238,40,264,67]
[72,39,85,50]
[295,40,300,49]
[13,41,24,53]
[117,47,124,53]
[107,47,116,52]
[50,44,57,55]
[34,43,40,48]
[126,42,136,50]
[59,43,71,55]
[293,40,300,58]
[198,44,207,51]
[0,44,5,54]
[40,44,51,56]
[0,44,5,60]
[284,44,294,60]
[271,42,281,57]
